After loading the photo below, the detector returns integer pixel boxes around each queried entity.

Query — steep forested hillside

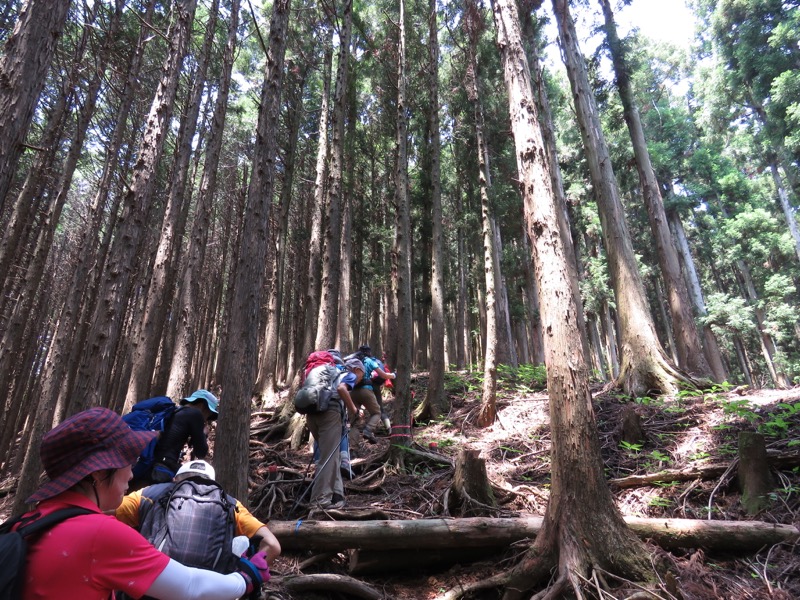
[1,0,799,597]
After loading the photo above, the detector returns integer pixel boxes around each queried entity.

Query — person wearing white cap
[117,460,280,575]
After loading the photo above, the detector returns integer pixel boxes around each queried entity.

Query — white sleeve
[144,558,248,600]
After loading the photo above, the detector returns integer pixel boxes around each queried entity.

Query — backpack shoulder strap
[15,507,94,538]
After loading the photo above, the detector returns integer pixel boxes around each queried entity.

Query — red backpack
[303,351,337,380]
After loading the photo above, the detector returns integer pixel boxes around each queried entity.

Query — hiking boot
[362,428,377,444]
[315,495,346,510]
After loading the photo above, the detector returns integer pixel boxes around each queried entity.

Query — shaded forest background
[1,0,799,565]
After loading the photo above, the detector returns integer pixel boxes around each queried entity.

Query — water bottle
[232,535,249,557]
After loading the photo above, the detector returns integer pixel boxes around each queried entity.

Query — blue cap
[182,389,219,417]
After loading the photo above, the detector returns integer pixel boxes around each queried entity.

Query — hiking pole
[288,427,349,516]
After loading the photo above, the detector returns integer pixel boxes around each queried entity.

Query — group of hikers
[3,343,395,599]
[302,344,396,510]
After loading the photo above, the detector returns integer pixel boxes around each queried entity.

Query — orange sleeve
[234,500,268,538]
[115,490,143,528]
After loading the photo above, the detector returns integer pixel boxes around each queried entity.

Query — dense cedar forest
[1,0,800,598]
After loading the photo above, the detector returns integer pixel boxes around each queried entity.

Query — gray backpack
[139,478,237,573]
[294,364,339,414]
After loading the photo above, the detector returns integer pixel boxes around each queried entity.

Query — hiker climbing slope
[145,389,220,487]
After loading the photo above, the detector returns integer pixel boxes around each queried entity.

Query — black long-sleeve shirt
[152,405,208,472]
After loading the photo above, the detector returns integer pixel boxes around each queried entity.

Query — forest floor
[248,370,800,600]
[1,371,798,599]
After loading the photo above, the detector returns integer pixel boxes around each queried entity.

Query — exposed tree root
[297,551,338,570]
[529,572,578,600]
[612,343,702,398]
[432,570,513,600]
[276,573,382,600]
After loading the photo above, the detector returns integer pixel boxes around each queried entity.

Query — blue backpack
[122,396,179,480]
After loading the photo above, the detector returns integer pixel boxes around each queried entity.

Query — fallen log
[609,465,729,489]
[271,516,799,553]
[609,449,800,489]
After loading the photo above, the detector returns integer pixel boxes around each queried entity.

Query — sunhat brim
[27,428,155,504]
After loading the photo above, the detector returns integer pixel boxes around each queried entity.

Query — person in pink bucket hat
[10,407,267,600]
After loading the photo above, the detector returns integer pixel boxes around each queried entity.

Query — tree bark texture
[302,24,333,357]
[492,0,652,596]
[519,4,590,367]
[738,431,774,515]
[257,59,307,399]
[167,0,241,399]
[315,0,352,350]
[0,0,71,207]
[599,0,713,381]
[126,0,220,406]
[465,0,498,428]
[668,210,728,382]
[452,448,496,516]
[553,0,689,398]
[422,0,447,418]
[70,0,198,411]
[389,0,414,455]
[216,0,291,500]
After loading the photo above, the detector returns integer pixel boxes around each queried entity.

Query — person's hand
[248,550,270,582]
[237,556,264,599]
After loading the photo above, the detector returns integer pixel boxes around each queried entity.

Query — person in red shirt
[15,406,267,600]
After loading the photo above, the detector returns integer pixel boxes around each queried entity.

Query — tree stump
[738,431,774,515]
[451,448,495,516]
[287,413,308,450]
[620,405,646,445]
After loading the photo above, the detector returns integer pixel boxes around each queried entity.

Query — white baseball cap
[175,460,215,481]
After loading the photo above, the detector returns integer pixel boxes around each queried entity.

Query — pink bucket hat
[27,407,156,503]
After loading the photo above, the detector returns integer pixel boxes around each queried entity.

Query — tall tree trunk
[768,158,800,264]
[302,25,333,357]
[519,230,545,364]
[337,146,354,351]
[493,224,518,367]
[258,59,307,399]
[0,0,72,208]
[216,0,290,499]
[389,0,413,456]
[167,0,240,399]
[599,0,713,381]
[12,0,156,503]
[735,260,791,389]
[0,3,93,306]
[345,99,361,348]
[127,0,220,405]
[422,0,447,418]
[519,0,590,366]
[0,1,115,411]
[667,210,727,381]
[465,0,497,427]
[552,0,692,397]
[70,0,198,412]
[652,277,678,364]
[455,167,467,370]
[491,1,652,596]
[315,0,352,350]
